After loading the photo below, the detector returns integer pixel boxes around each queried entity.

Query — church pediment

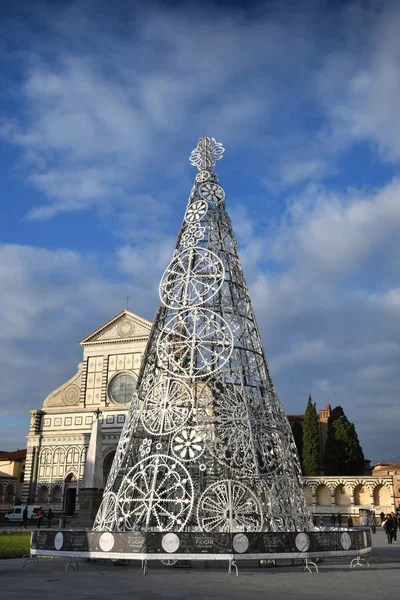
[79,310,152,346]
[43,364,83,408]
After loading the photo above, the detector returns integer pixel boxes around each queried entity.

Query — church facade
[23,309,151,515]
[21,309,396,520]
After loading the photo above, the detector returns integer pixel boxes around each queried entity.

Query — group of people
[380,511,400,544]
[19,506,54,529]
[329,513,344,527]
[314,513,349,528]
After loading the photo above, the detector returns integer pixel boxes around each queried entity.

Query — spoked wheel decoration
[141,378,193,436]
[197,480,263,532]
[159,248,224,309]
[171,427,205,462]
[115,455,194,531]
[195,170,211,183]
[185,200,208,223]
[199,182,225,204]
[93,492,117,532]
[157,309,234,378]
[210,383,258,473]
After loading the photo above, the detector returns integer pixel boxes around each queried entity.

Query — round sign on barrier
[99,532,115,552]
[340,532,351,550]
[162,533,180,553]
[295,533,310,552]
[232,533,249,553]
[54,532,64,550]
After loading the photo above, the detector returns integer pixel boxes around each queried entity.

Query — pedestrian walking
[19,505,28,529]
[391,512,398,542]
[47,508,54,529]
[37,506,44,528]
[319,515,324,528]
[347,515,353,528]
[369,511,377,534]
[380,511,385,524]
[383,514,395,544]
[337,512,342,528]
[330,513,336,527]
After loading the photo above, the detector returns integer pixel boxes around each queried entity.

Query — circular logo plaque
[341,532,351,550]
[54,532,64,550]
[233,533,249,553]
[295,533,310,552]
[162,533,180,553]
[99,532,115,552]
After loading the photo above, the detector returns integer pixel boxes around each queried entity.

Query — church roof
[79,309,152,346]
[0,449,26,460]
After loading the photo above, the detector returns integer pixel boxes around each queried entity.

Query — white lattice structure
[95,137,312,534]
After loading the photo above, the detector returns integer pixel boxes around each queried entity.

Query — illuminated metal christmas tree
[94,137,312,533]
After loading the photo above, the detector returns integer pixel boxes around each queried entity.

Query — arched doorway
[103,451,116,486]
[316,484,331,506]
[334,484,351,507]
[354,484,370,506]
[64,473,77,515]
[373,484,392,509]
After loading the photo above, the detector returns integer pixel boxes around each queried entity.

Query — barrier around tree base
[31,528,372,562]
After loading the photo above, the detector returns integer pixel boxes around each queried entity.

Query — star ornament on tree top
[189,136,225,171]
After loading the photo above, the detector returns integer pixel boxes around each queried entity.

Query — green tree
[302,395,320,475]
[323,406,365,475]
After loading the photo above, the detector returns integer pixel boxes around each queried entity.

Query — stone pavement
[1,530,399,600]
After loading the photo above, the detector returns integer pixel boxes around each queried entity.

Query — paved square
[1,531,399,600]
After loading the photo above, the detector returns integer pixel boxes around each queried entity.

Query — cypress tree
[302,395,320,475]
[323,406,365,475]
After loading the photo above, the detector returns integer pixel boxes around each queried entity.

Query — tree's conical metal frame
[94,137,312,534]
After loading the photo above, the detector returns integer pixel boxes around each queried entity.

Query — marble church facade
[22,309,151,515]
[22,309,396,519]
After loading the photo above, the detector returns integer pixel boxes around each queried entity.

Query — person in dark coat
[347,515,353,528]
[337,512,342,527]
[47,508,54,529]
[369,511,377,534]
[19,505,28,529]
[384,514,395,544]
[391,512,398,542]
[380,511,385,524]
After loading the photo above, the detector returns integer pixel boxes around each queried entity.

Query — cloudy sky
[1,0,400,462]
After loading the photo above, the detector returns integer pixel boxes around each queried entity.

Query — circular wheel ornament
[159,248,224,309]
[93,492,117,532]
[197,480,263,532]
[157,308,234,378]
[115,454,194,532]
[199,182,225,204]
[171,428,204,462]
[141,378,193,436]
[210,383,258,473]
[184,200,208,223]
[195,170,211,183]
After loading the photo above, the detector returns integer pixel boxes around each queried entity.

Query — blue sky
[1,0,400,463]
